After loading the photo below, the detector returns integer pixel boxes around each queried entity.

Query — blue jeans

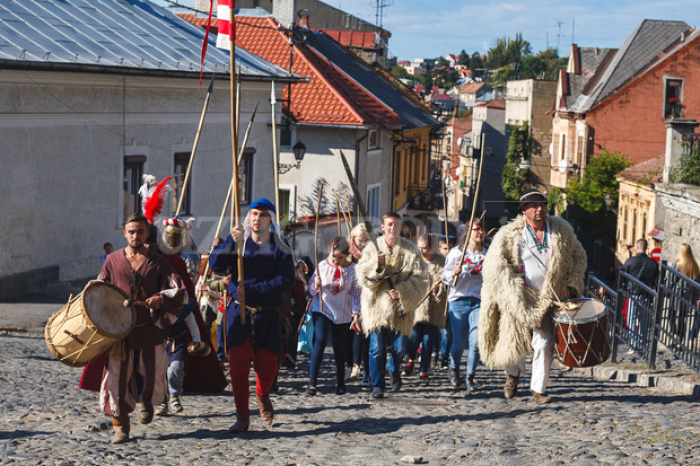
[409,323,438,374]
[448,297,481,379]
[369,328,406,389]
[439,325,452,360]
[309,312,347,384]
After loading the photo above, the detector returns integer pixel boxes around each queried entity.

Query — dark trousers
[309,312,348,385]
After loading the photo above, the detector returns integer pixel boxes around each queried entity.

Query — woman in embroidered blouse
[442,217,487,392]
[306,237,362,395]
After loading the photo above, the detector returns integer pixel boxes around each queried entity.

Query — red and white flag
[216,0,235,50]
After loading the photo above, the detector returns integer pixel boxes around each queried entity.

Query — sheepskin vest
[478,215,587,369]
[356,237,429,336]
[413,255,448,329]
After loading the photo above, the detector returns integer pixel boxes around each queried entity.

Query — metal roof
[0,0,301,81]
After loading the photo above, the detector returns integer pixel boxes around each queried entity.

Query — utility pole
[374,0,393,28]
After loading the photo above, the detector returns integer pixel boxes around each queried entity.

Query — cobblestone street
[1,310,699,466]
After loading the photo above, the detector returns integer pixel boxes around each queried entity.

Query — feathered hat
[141,176,172,224]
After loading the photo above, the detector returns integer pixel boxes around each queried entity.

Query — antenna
[572,16,576,47]
[556,20,564,56]
[374,0,394,28]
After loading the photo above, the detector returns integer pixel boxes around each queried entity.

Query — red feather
[143,177,172,223]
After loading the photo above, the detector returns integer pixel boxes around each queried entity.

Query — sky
[156,0,700,60]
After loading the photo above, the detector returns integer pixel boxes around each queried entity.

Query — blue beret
[249,198,276,214]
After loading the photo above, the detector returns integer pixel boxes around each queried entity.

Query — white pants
[504,329,553,394]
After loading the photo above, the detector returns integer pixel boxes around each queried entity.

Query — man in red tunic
[98,213,187,444]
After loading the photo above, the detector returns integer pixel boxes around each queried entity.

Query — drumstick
[123,299,148,307]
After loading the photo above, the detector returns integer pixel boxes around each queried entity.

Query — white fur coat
[356,237,429,336]
[478,215,587,369]
[413,255,448,329]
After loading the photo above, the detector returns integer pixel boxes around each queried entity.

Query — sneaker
[401,360,414,377]
[155,403,168,416]
[391,376,402,392]
[439,357,449,371]
[360,372,370,388]
[305,384,317,396]
[419,372,429,381]
[504,375,519,399]
[170,396,183,414]
[532,391,553,404]
[448,366,462,388]
[371,387,384,399]
[349,364,361,380]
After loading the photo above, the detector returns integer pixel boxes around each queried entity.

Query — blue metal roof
[0,0,299,80]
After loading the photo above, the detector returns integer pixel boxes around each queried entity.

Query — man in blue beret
[209,198,295,432]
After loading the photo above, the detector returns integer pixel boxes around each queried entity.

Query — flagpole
[228,1,246,325]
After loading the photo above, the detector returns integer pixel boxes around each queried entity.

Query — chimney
[663,118,699,183]
[272,0,297,28]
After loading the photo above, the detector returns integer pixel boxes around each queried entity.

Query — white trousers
[504,329,553,394]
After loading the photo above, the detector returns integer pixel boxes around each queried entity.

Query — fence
[585,261,700,375]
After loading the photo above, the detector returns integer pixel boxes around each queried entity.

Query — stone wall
[656,183,700,264]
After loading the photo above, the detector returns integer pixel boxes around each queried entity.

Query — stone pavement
[1,298,699,465]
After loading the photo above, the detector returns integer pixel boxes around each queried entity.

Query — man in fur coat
[478,190,586,404]
[355,212,429,399]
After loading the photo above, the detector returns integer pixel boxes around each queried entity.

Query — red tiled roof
[182,13,400,127]
[618,155,664,186]
[321,30,377,49]
[458,81,486,94]
[476,96,506,109]
[179,13,218,33]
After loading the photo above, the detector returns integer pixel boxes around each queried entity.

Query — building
[505,79,558,192]
[551,20,691,189]
[195,0,391,67]
[0,0,300,299]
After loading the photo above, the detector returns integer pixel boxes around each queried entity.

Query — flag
[199,0,215,87]
[216,0,235,50]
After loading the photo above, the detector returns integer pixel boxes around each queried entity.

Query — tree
[390,65,411,80]
[671,142,700,186]
[502,122,532,211]
[565,150,632,244]
[458,49,470,67]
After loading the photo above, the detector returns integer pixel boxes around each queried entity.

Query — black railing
[682,133,700,157]
[585,261,700,375]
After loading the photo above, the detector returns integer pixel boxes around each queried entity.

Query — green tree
[565,150,632,243]
[458,49,470,67]
[671,142,700,186]
[502,122,533,208]
[390,65,411,80]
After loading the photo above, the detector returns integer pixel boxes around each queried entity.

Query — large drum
[553,298,610,368]
[45,282,135,367]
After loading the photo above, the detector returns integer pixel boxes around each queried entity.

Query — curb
[570,365,700,397]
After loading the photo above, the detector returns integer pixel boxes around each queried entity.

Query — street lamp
[278,140,306,174]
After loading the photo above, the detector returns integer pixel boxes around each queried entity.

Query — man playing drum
[478,189,586,404]
[98,213,188,443]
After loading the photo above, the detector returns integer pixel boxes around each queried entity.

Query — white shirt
[519,219,552,292]
[441,246,487,301]
[309,260,361,324]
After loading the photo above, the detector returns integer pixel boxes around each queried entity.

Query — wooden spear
[314,182,325,316]
[176,76,214,216]
[335,195,342,236]
[228,5,245,325]
[442,173,450,247]
[344,191,353,226]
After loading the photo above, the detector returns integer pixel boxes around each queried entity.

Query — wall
[655,183,700,265]
[616,181,658,262]
[0,70,277,293]
[472,106,507,224]
[586,36,700,165]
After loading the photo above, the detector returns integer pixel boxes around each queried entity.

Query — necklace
[526,224,549,253]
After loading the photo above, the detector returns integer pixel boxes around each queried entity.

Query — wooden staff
[238,101,259,157]
[344,191,353,226]
[196,181,233,302]
[176,76,214,216]
[314,182,325,316]
[335,195,342,236]
[442,174,449,246]
[452,134,486,288]
[228,6,245,325]
[271,81,281,225]
[337,190,352,232]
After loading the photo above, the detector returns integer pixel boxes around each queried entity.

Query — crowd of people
[82,183,697,444]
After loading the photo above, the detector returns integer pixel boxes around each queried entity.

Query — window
[395,150,402,194]
[664,78,683,118]
[280,120,292,148]
[631,208,637,243]
[279,188,291,227]
[173,153,191,215]
[368,129,380,149]
[622,206,628,243]
[560,134,567,161]
[576,135,585,166]
[123,155,145,221]
[641,211,648,242]
[367,183,381,224]
[240,149,255,204]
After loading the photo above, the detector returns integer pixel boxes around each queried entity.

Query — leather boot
[504,375,519,399]
[228,413,250,433]
[256,393,274,425]
[111,414,131,444]
[137,402,154,424]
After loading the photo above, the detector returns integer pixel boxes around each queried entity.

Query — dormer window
[664,78,683,118]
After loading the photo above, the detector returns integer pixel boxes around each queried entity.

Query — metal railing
[585,262,700,375]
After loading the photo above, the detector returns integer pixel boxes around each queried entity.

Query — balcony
[682,132,700,157]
